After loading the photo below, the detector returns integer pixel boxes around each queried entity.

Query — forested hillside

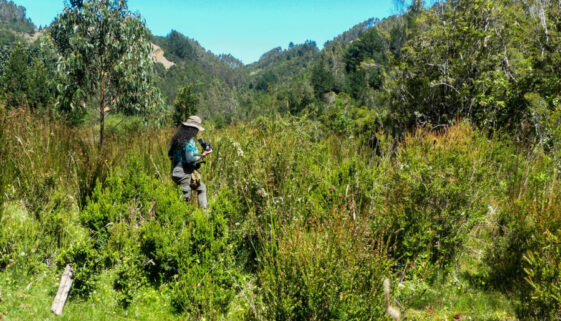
[0,0,34,34]
[1,0,561,320]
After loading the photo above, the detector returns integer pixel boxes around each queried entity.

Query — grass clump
[257,213,394,320]
[484,152,561,318]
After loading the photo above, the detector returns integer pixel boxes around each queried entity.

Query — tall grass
[1,111,560,319]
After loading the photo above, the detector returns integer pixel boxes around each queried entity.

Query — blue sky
[13,0,400,64]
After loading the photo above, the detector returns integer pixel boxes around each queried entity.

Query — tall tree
[311,62,336,98]
[172,84,199,126]
[166,30,195,61]
[48,0,161,150]
[387,0,526,131]
[1,42,29,108]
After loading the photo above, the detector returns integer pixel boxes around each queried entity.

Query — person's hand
[202,150,212,157]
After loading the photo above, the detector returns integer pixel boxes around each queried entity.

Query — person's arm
[184,139,213,164]
[183,140,211,164]
[189,150,211,162]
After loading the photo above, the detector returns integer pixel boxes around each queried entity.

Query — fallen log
[51,264,74,316]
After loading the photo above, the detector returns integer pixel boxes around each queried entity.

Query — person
[168,116,212,209]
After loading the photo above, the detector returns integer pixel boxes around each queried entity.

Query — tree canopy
[48,0,161,149]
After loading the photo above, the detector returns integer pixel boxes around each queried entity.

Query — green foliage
[75,156,242,316]
[0,29,19,47]
[248,41,319,94]
[257,210,394,320]
[0,105,4,214]
[26,58,54,109]
[522,231,561,319]
[379,124,499,271]
[1,42,29,108]
[113,254,147,307]
[484,152,561,318]
[383,0,561,140]
[318,93,385,138]
[276,82,314,115]
[168,210,241,317]
[0,204,46,275]
[310,62,336,98]
[343,28,386,73]
[172,83,199,125]
[153,56,242,121]
[321,99,355,135]
[341,28,387,101]
[162,30,195,62]
[0,42,55,110]
[79,175,128,246]
[48,0,162,147]
[58,241,103,297]
[324,18,378,46]
[150,28,247,121]
[253,70,278,91]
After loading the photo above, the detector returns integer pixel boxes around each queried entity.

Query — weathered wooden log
[51,264,74,316]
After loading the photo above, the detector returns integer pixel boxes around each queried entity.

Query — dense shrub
[77,156,243,316]
[485,153,561,318]
[377,124,505,272]
[113,254,147,307]
[522,231,561,319]
[0,186,82,276]
[0,105,6,214]
[257,214,394,320]
[58,241,103,297]
[79,174,128,247]
[0,206,45,274]
[169,211,241,317]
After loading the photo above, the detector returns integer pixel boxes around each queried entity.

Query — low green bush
[257,214,394,320]
[77,156,243,316]
[113,254,147,308]
[522,231,561,319]
[485,155,561,318]
[58,241,103,297]
[0,205,45,275]
[169,211,241,317]
[377,124,500,272]
[0,105,6,215]
[79,173,128,249]
[0,188,81,276]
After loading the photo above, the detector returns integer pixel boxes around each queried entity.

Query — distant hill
[0,0,36,48]
[247,40,319,91]
[150,30,248,120]
[0,0,392,121]
[324,17,378,49]
[244,17,384,94]
[0,0,35,34]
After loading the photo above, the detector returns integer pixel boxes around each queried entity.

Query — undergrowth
[1,109,560,320]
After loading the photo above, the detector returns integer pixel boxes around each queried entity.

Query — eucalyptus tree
[48,0,161,150]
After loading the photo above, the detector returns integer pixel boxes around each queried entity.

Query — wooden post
[51,265,74,316]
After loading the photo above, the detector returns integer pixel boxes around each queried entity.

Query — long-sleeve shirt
[171,138,200,168]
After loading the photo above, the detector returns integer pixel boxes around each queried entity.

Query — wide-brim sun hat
[182,115,205,131]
